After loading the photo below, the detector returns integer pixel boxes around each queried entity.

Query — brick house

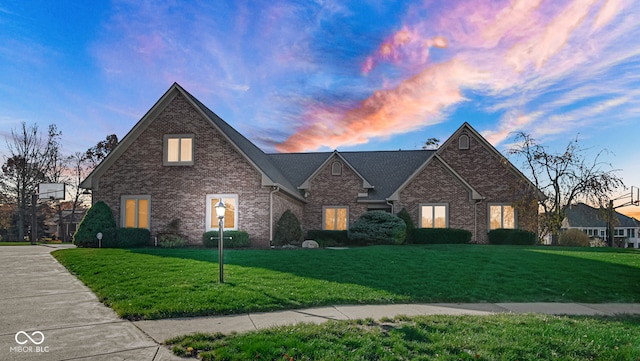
[80,83,542,247]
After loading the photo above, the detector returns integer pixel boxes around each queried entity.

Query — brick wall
[93,93,274,247]
[303,156,369,231]
[436,128,539,241]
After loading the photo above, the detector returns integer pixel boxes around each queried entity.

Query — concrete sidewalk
[0,245,181,361]
[2,244,639,360]
[134,302,640,343]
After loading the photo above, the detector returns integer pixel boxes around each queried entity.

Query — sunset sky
[1,0,639,216]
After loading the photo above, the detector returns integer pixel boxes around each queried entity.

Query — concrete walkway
[0,245,181,361]
[2,245,640,360]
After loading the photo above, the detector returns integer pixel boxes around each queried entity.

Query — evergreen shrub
[116,228,150,248]
[348,211,406,245]
[559,228,591,247]
[305,230,350,247]
[397,208,415,243]
[412,228,472,244]
[273,210,303,246]
[158,219,187,248]
[202,231,250,248]
[488,228,537,245]
[73,201,116,248]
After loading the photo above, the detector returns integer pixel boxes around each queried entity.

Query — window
[206,194,238,231]
[489,204,515,230]
[420,204,448,228]
[331,161,342,176]
[324,206,348,230]
[121,195,150,229]
[459,134,470,150]
[614,229,626,237]
[164,134,194,165]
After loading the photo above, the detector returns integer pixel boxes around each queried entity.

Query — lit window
[420,204,448,228]
[121,195,150,229]
[164,134,194,165]
[324,206,348,230]
[206,194,238,231]
[489,204,515,230]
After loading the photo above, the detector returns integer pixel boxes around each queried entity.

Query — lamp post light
[214,199,226,283]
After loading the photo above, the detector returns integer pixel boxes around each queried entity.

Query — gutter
[269,184,280,247]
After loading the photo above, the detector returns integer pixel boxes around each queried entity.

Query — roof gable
[438,122,546,201]
[297,151,373,190]
[564,203,639,228]
[81,83,303,201]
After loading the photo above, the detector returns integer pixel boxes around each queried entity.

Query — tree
[422,137,440,150]
[85,134,118,167]
[0,123,63,243]
[508,132,624,245]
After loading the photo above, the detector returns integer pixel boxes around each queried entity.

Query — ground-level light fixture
[214,199,226,283]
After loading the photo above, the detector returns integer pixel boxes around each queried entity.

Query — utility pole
[31,194,37,245]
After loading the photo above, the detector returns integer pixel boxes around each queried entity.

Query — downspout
[474,198,485,243]
[269,185,280,247]
[386,199,395,214]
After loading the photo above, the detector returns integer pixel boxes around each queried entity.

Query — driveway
[0,245,180,361]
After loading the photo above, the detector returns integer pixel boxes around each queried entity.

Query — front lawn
[52,245,640,320]
[167,314,640,360]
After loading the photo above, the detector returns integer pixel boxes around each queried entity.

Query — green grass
[166,314,640,360]
[0,241,35,246]
[51,245,640,320]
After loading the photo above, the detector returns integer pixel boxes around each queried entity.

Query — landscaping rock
[302,240,319,249]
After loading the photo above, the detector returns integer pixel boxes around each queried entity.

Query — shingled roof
[564,203,639,228]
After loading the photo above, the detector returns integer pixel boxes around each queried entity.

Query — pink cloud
[278,59,486,152]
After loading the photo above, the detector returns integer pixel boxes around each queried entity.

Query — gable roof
[564,203,639,228]
[268,150,434,201]
[80,83,304,201]
[439,122,547,201]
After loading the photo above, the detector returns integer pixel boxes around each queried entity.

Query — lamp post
[214,199,226,283]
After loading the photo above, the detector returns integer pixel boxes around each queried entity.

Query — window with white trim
[206,194,238,231]
[420,204,448,228]
[489,204,515,230]
[121,195,150,229]
[164,134,194,165]
[324,206,348,230]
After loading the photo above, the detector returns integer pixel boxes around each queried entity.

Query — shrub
[158,219,187,248]
[158,234,187,248]
[273,210,303,246]
[73,201,116,248]
[202,231,250,248]
[559,228,591,247]
[397,208,415,243]
[116,228,151,248]
[488,228,537,245]
[348,211,406,245]
[305,230,350,247]
[412,228,472,244]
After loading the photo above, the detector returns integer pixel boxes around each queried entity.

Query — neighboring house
[560,202,640,248]
[44,208,88,242]
[80,83,543,247]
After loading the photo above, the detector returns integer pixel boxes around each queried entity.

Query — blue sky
[1,0,639,215]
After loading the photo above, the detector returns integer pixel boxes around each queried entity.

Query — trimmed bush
[348,211,406,245]
[559,228,591,247]
[273,210,303,246]
[397,208,415,243]
[158,219,187,248]
[412,228,472,244]
[116,228,151,248]
[73,201,116,248]
[202,231,250,248]
[305,230,350,247]
[488,228,537,245]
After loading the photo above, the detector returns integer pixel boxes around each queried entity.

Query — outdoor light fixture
[214,199,226,283]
